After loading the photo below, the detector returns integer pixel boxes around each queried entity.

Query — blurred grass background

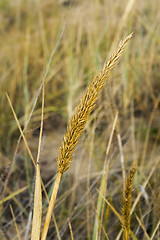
[0,0,160,239]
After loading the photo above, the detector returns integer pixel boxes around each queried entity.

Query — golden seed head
[122,164,136,230]
[57,33,133,174]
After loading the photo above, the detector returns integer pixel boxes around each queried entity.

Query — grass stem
[41,172,62,240]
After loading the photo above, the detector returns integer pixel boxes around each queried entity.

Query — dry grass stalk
[31,164,42,240]
[68,218,74,240]
[41,172,62,240]
[122,164,136,240]
[9,204,21,240]
[31,76,44,240]
[41,33,132,240]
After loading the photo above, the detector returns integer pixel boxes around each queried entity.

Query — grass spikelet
[57,33,133,174]
[122,164,136,240]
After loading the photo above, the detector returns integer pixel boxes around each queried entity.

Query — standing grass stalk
[31,75,44,240]
[41,33,133,240]
[41,172,62,240]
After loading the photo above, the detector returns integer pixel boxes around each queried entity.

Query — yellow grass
[1,1,160,239]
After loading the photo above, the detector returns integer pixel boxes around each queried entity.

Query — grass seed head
[122,164,136,232]
[57,33,133,174]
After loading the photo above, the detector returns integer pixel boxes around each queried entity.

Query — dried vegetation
[0,0,160,239]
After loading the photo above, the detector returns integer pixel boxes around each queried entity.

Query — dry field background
[0,0,160,239]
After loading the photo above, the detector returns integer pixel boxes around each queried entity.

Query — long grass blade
[135,214,150,240]
[9,204,21,240]
[31,163,42,240]
[68,218,74,240]
[0,186,28,205]
[31,74,45,240]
